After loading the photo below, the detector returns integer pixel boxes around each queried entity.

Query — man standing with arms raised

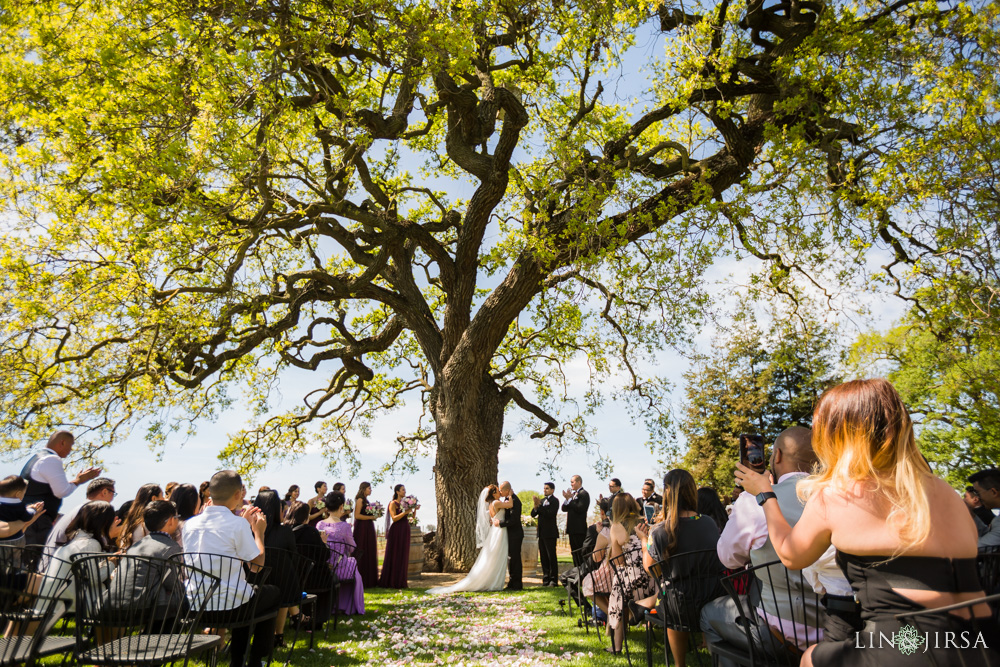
[561,475,590,567]
[21,430,101,545]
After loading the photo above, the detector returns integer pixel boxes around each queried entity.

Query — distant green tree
[679,309,843,491]
[853,281,1000,487]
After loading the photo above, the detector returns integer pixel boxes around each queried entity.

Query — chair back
[295,543,333,592]
[0,545,71,664]
[71,553,220,664]
[653,548,726,632]
[719,559,826,665]
[608,546,651,603]
[894,593,1000,667]
[325,540,350,583]
[977,552,1000,596]
[172,552,265,624]
[263,547,304,606]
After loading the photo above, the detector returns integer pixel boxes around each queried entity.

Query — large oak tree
[1,0,996,567]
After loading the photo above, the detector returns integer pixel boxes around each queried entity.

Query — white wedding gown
[428,507,509,594]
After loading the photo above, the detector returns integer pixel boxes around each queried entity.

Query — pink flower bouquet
[400,495,420,525]
[365,500,385,519]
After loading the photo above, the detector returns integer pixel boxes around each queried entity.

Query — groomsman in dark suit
[638,478,663,520]
[531,482,560,586]
[561,475,590,567]
[498,481,523,590]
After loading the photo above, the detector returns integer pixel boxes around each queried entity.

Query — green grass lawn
[42,585,709,666]
[276,585,704,666]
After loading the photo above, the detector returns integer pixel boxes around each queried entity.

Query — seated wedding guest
[183,470,279,667]
[117,483,164,551]
[0,475,45,548]
[970,469,1000,548]
[632,470,723,667]
[352,482,379,587]
[42,477,117,565]
[702,427,855,666]
[252,489,300,648]
[581,498,614,604]
[964,485,995,535]
[316,492,364,615]
[107,500,183,618]
[164,481,178,499]
[198,481,210,508]
[377,484,412,589]
[696,487,729,532]
[601,493,656,655]
[286,501,332,628]
[40,501,116,608]
[168,483,202,549]
[737,379,999,666]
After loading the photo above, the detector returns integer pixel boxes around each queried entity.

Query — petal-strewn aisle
[335,590,593,666]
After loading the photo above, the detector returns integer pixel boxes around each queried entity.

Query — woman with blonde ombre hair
[737,378,998,666]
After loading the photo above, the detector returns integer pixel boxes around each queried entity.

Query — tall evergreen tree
[679,309,842,491]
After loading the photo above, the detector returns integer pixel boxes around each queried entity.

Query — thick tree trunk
[431,374,505,571]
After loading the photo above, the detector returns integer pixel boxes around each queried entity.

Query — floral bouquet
[343,499,353,515]
[400,495,420,525]
[521,514,537,527]
[365,500,385,519]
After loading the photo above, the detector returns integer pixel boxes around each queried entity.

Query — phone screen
[644,504,656,523]
[739,434,767,471]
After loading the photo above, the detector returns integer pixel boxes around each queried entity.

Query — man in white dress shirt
[701,426,856,665]
[20,430,101,545]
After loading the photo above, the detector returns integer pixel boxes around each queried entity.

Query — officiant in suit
[498,481,523,590]
[531,482,560,586]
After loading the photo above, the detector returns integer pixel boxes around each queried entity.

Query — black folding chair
[174,553,276,667]
[642,550,724,667]
[294,543,336,636]
[608,547,654,666]
[894,593,1000,667]
[71,553,223,666]
[706,559,825,667]
[324,539,351,637]
[585,545,612,641]
[262,547,315,665]
[0,544,76,665]
[976,551,1000,601]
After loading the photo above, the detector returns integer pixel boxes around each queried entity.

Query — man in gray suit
[701,427,855,665]
[107,500,183,616]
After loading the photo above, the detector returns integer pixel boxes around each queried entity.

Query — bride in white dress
[428,485,511,594]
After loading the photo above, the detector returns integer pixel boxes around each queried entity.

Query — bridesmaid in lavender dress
[316,492,365,615]
[377,484,412,589]
[352,482,379,588]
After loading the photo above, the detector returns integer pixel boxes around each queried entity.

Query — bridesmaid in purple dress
[316,492,364,615]
[352,482,379,588]
[377,484,411,589]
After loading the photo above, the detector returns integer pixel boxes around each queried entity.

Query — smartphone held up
[736,434,767,489]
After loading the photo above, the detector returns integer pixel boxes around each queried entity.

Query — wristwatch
[756,491,777,506]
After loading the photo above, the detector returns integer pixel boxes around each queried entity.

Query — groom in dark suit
[498,481,523,591]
